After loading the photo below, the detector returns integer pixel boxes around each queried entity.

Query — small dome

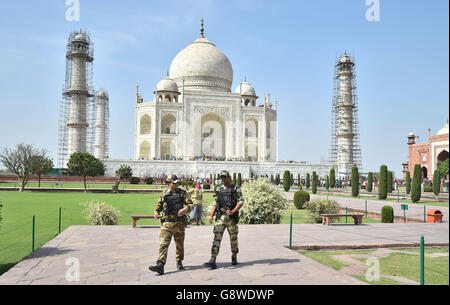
[235,81,256,96]
[156,77,179,92]
[96,90,108,99]
[339,55,352,63]
[73,32,88,43]
[437,123,449,135]
[408,132,415,137]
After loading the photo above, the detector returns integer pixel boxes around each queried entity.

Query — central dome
[169,36,233,92]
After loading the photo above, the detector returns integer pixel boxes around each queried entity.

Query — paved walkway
[0,223,447,285]
[284,192,449,222]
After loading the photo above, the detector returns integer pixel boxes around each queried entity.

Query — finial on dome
[200,18,204,37]
[244,75,247,82]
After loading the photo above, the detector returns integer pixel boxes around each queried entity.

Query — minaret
[330,53,362,178]
[93,89,109,160]
[64,29,94,164]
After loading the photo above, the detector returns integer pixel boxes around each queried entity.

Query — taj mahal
[60,20,361,180]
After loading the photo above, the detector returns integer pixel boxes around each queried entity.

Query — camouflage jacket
[155,188,194,216]
[213,184,244,207]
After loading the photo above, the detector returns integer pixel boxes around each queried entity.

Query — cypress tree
[270,174,274,183]
[275,174,280,185]
[351,165,359,197]
[411,164,422,203]
[306,173,310,189]
[290,173,294,186]
[367,172,373,192]
[233,173,237,185]
[433,170,440,200]
[312,171,317,194]
[326,175,330,190]
[405,171,411,195]
[379,165,388,200]
[330,168,336,188]
[237,173,242,187]
[283,170,291,192]
[387,171,393,193]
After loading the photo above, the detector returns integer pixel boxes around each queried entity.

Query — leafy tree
[114,164,132,192]
[312,171,317,194]
[67,152,105,192]
[405,171,411,195]
[433,170,440,200]
[379,165,388,200]
[0,143,45,192]
[330,168,336,188]
[367,172,373,192]
[30,154,53,188]
[240,178,289,224]
[438,158,449,179]
[411,164,422,203]
[283,170,291,192]
[306,173,310,189]
[387,171,393,193]
[237,173,242,187]
[351,165,359,197]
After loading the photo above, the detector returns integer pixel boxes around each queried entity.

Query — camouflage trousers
[211,215,239,259]
[157,222,185,264]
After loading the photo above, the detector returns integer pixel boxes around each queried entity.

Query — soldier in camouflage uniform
[149,175,194,275]
[203,170,244,270]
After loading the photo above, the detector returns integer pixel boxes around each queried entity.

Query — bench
[321,213,364,226]
[131,215,160,228]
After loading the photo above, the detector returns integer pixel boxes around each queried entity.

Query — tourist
[189,184,203,226]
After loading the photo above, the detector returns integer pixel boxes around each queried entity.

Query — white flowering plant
[80,200,120,225]
[240,178,289,224]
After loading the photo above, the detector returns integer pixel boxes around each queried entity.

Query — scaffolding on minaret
[58,30,95,168]
[329,54,362,174]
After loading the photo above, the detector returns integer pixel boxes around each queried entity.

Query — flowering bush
[304,198,340,223]
[80,200,120,225]
[240,178,289,224]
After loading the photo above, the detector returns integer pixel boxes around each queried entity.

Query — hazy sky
[0,0,448,177]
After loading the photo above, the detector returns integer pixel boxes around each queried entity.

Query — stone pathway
[0,223,447,285]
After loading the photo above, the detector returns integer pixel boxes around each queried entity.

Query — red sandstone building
[402,123,449,180]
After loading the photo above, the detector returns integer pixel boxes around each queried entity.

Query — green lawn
[300,247,449,285]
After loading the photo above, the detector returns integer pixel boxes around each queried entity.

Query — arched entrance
[422,166,428,179]
[438,150,449,162]
[194,112,226,158]
[139,141,150,160]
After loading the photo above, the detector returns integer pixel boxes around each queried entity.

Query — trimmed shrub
[433,170,440,198]
[240,178,289,224]
[405,171,411,195]
[312,171,317,194]
[275,174,280,186]
[283,170,291,192]
[203,184,211,190]
[387,171,393,193]
[233,173,237,185]
[306,173,310,189]
[330,168,336,188]
[304,199,340,223]
[381,205,394,223]
[237,173,242,187]
[351,165,359,197]
[411,164,422,203]
[129,177,140,184]
[290,173,294,186]
[294,191,310,209]
[326,175,330,190]
[423,185,433,192]
[144,177,154,185]
[379,165,388,200]
[367,172,373,192]
[80,200,120,225]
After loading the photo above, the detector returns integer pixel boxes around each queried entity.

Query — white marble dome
[235,81,256,96]
[156,77,179,92]
[96,90,108,99]
[437,123,449,135]
[169,36,233,91]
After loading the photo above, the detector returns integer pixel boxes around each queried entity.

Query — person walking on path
[189,184,203,226]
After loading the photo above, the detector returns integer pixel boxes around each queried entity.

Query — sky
[0,0,448,177]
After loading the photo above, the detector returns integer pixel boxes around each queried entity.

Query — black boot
[177,260,184,270]
[149,261,165,275]
[203,258,217,270]
[231,255,238,266]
